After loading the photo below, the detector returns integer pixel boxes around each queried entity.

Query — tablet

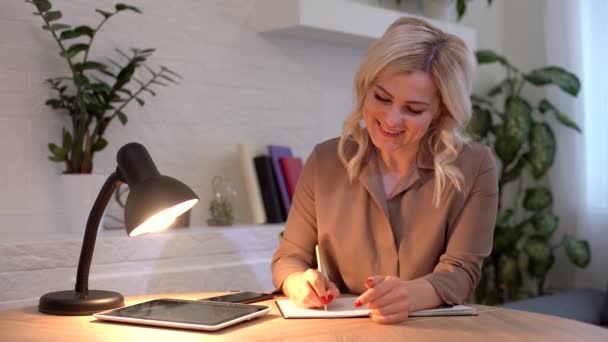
[93,298,271,331]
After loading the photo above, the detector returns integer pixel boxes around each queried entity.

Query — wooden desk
[0,293,606,341]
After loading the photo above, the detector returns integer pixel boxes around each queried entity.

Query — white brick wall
[0,0,364,235]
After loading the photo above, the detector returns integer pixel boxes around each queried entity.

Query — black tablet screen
[103,299,267,326]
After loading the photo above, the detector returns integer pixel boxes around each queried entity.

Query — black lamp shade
[125,175,198,236]
[38,142,199,316]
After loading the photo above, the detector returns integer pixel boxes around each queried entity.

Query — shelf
[249,0,476,51]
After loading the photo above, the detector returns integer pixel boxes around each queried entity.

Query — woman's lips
[377,120,404,137]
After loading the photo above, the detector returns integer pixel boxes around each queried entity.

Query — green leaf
[532,212,559,239]
[74,61,107,72]
[60,43,89,59]
[498,254,519,283]
[73,73,89,88]
[43,10,61,21]
[496,208,514,226]
[527,253,555,278]
[115,3,142,13]
[468,105,493,141]
[92,138,108,152]
[486,79,508,97]
[42,23,70,31]
[90,82,112,94]
[62,130,73,150]
[494,125,521,166]
[528,123,556,178]
[117,111,128,125]
[113,63,136,90]
[501,157,526,185]
[493,225,523,254]
[553,111,582,133]
[45,99,62,109]
[457,0,466,20]
[97,117,111,136]
[34,0,52,12]
[504,96,533,143]
[523,187,553,211]
[538,99,581,133]
[48,143,67,161]
[563,235,591,267]
[135,97,145,106]
[523,66,581,96]
[60,25,95,40]
[95,9,113,18]
[524,235,551,260]
[476,50,510,67]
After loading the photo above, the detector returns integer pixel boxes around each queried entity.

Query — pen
[315,244,329,311]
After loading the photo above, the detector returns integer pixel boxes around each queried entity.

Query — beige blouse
[271,137,498,304]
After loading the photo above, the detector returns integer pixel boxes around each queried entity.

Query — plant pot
[421,0,457,22]
[60,174,106,234]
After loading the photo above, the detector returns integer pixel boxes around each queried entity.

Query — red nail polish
[354,300,362,307]
[321,296,328,304]
[365,278,374,287]
[328,295,334,302]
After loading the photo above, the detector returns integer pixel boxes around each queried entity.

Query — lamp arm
[75,171,122,295]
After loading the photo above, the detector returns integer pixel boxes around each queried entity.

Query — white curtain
[545,0,607,290]
[576,0,608,289]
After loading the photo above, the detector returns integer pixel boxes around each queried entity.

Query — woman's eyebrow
[375,84,430,106]
[374,84,393,98]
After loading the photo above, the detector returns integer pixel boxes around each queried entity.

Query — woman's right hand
[282,269,341,308]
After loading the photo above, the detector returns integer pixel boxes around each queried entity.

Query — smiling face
[362,71,441,161]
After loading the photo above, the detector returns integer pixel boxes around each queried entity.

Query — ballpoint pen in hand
[315,244,329,311]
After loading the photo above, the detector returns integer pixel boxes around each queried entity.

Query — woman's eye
[408,108,423,115]
[374,93,390,103]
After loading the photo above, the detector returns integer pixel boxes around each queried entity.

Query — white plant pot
[421,0,457,22]
[60,174,106,234]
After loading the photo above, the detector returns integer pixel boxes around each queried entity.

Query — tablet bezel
[93,298,271,331]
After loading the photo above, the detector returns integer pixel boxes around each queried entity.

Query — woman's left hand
[355,275,412,324]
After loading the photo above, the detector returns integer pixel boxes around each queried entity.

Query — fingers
[326,281,341,301]
[369,305,410,324]
[303,269,330,304]
[357,275,411,324]
[356,275,393,306]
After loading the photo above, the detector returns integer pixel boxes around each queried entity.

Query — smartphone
[199,291,274,304]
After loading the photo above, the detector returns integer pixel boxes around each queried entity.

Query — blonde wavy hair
[338,17,475,206]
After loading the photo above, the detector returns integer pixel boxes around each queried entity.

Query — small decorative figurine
[207,176,236,226]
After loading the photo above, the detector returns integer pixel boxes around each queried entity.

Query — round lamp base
[39,290,124,316]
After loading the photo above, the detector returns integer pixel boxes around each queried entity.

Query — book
[275,297,477,319]
[238,144,267,225]
[253,155,284,223]
[268,145,293,220]
[279,156,303,199]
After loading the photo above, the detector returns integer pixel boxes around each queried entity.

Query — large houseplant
[27,0,181,173]
[468,50,591,304]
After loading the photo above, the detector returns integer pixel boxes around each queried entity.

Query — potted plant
[27,0,181,232]
[467,50,591,304]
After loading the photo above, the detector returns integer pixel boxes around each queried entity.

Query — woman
[271,17,498,324]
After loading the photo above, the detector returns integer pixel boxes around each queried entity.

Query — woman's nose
[384,107,403,127]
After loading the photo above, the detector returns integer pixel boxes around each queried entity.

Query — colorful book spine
[268,145,292,220]
[279,156,303,199]
[253,155,284,223]
[238,144,266,225]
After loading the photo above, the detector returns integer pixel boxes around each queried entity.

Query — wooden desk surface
[1,293,606,341]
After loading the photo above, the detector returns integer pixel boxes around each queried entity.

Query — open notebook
[275,297,477,319]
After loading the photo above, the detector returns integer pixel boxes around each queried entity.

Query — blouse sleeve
[271,145,320,291]
[423,147,498,304]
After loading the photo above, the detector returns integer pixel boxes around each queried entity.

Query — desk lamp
[39,142,199,315]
